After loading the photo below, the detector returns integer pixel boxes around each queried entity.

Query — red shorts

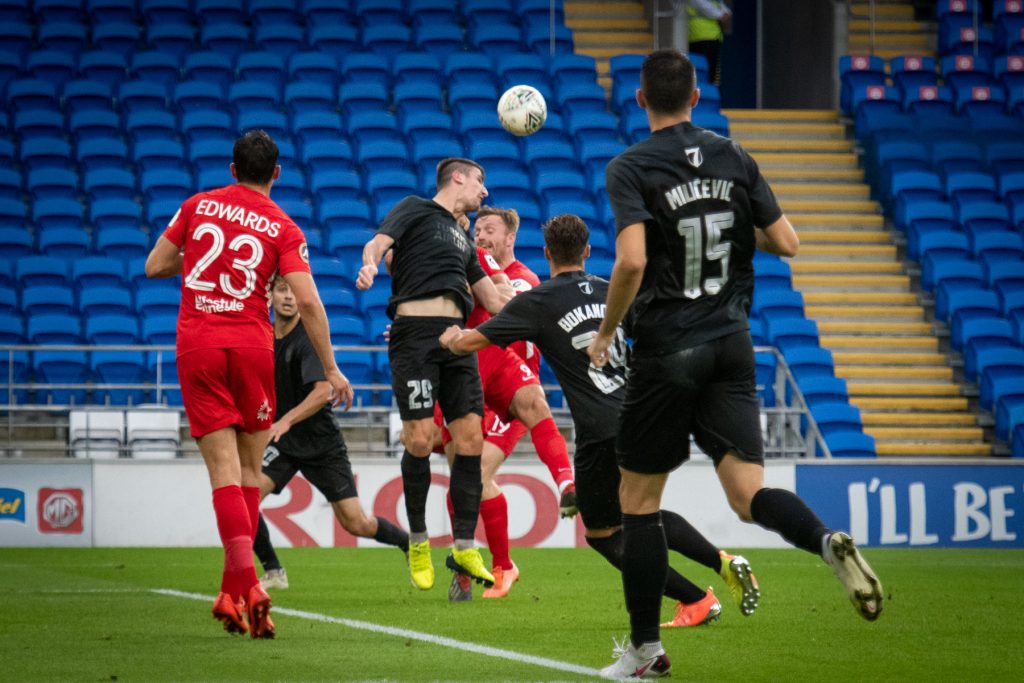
[478,345,539,423]
[178,347,275,438]
[482,410,529,457]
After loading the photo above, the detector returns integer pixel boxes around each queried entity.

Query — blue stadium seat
[26,50,75,88]
[522,138,579,174]
[784,346,834,382]
[93,21,143,58]
[286,83,338,117]
[319,199,373,235]
[128,110,176,147]
[28,313,82,343]
[95,228,151,260]
[0,226,31,259]
[523,17,574,54]
[270,170,306,203]
[32,198,84,232]
[91,350,149,405]
[355,0,406,26]
[33,351,89,405]
[36,0,84,22]
[767,317,819,353]
[21,286,74,317]
[839,54,886,114]
[486,167,536,205]
[798,375,849,408]
[255,23,305,59]
[469,24,522,57]
[407,0,457,26]
[37,228,90,259]
[88,0,136,23]
[753,288,805,321]
[84,169,136,202]
[180,110,232,143]
[251,0,299,26]
[959,201,1011,239]
[366,169,417,205]
[811,402,863,438]
[534,170,588,204]
[414,22,464,56]
[127,51,180,88]
[0,169,15,200]
[444,51,496,87]
[566,111,619,146]
[185,138,230,175]
[195,0,245,24]
[932,140,984,177]
[0,50,21,93]
[141,313,178,344]
[303,140,356,175]
[891,55,938,95]
[133,139,185,174]
[0,22,30,58]
[80,286,133,318]
[973,231,1024,268]
[63,80,114,116]
[236,110,288,139]
[199,23,249,60]
[173,80,227,114]
[309,24,360,60]
[119,80,169,115]
[394,81,445,116]
[330,314,367,346]
[12,108,62,140]
[136,281,181,317]
[0,311,24,343]
[6,78,58,113]
[73,256,126,289]
[196,166,233,192]
[26,168,77,201]
[310,256,356,291]
[76,50,127,88]
[999,172,1024,204]
[38,21,88,57]
[935,260,987,320]
[143,22,192,59]
[824,431,876,458]
[70,109,119,140]
[87,314,141,345]
[401,110,455,142]
[557,81,607,116]
[288,51,339,87]
[237,51,286,92]
[339,81,390,114]
[229,80,283,114]
[0,0,28,24]
[345,108,401,142]
[986,142,1024,176]
[182,51,235,89]
[301,0,355,24]
[145,198,181,233]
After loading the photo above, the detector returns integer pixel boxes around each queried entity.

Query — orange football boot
[246,584,275,639]
[212,592,248,635]
[661,588,722,628]
[482,562,519,598]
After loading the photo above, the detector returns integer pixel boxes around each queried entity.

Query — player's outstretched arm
[283,270,354,410]
[590,223,646,368]
[755,215,800,258]
[268,380,332,443]
[470,275,512,314]
[144,236,183,279]
[439,326,491,355]
[356,234,395,290]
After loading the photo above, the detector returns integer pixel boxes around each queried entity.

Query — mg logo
[38,488,83,534]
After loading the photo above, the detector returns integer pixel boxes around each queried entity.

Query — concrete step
[867,426,984,441]
[791,260,903,274]
[807,304,924,320]
[568,17,649,29]
[762,168,865,182]
[728,121,846,138]
[823,335,937,350]
[739,139,853,153]
[804,292,917,305]
[854,396,969,411]
[849,33,931,49]
[753,152,858,168]
[575,31,651,47]
[818,321,932,334]
[771,183,871,199]
[858,48,936,60]
[874,442,991,456]
[796,229,890,243]
[794,274,909,288]
[836,365,952,379]
[781,199,879,213]
[722,108,838,123]
[790,213,884,227]
[849,19,929,32]
[848,382,962,396]
[565,1,646,16]
[861,412,976,426]
[799,244,896,258]
[850,3,914,19]
[584,46,644,59]
[834,351,944,365]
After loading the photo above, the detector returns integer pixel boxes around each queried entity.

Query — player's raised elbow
[763,216,800,258]
[615,252,647,275]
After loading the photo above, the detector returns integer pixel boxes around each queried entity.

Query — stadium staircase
[848,1,935,60]
[726,108,991,457]
[564,0,651,89]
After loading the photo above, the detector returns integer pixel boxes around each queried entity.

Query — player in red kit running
[145,130,353,638]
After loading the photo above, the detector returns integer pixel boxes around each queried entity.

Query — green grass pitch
[2,546,1023,681]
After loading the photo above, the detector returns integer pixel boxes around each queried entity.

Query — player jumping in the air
[145,130,352,639]
[588,50,883,678]
[440,213,760,626]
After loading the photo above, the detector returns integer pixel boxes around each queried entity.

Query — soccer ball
[497,85,547,136]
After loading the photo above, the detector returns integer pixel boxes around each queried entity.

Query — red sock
[480,493,512,570]
[241,486,260,542]
[530,418,574,489]
[212,485,258,601]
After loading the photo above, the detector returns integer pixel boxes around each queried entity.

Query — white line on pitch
[152,589,603,679]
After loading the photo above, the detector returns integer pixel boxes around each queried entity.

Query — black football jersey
[605,121,783,356]
[273,323,342,456]
[377,196,486,321]
[476,271,625,447]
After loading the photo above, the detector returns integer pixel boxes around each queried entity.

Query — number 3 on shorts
[407,379,433,409]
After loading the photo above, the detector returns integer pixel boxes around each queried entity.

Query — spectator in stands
[688,0,731,85]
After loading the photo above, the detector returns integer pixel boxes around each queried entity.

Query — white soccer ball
[497,84,547,136]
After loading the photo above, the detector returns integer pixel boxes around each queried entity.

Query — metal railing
[1,343,830,460]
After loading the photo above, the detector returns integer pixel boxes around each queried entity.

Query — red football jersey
[502,260,542,374]
[465,246,503,329]
[163,184,310,356]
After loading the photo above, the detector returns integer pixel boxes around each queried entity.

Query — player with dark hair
[252,276,409,590]
[439,213,759,624]
[145,130,352,638]
[587,50,883,677]
[356,158,509,592]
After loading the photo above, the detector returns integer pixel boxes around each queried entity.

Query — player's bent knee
[512,385,551,425]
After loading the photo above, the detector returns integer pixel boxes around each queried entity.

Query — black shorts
[574,437,622,530]
[616,330,764,474]
[262,440,358,503]
[389,315,484,422]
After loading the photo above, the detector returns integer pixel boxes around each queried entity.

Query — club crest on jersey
[299,242,308,263]
[484,253,500,271]
[257,400,271,422]
[685,146,703,168]
[578,281,594,295]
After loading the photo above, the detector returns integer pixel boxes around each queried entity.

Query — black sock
[373,516,409,553]
[661,509,722,573]
[587,530,705,604]
[253,514,281,572]
[401,449,431,535]
[449,454,483,541]
[750,487,831,555]
[622,512,667,648]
